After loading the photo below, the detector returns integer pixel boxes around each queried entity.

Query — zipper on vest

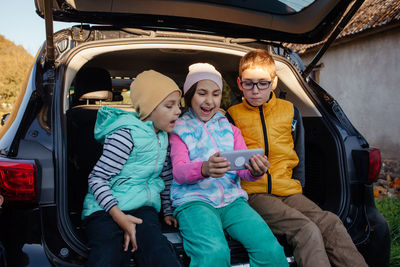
[146,134,161,206]
[259,106,272,194]
[198,116,227,206]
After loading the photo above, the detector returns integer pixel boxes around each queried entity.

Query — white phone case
[220,148,265,171]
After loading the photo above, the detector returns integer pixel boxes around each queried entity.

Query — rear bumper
[0,208,51,267]
[357,184,390,267]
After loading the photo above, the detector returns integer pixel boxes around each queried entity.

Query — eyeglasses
[240,80,272,91]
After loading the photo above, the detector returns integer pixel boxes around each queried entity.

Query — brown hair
[183,83,197,112]
[239,49,276,78]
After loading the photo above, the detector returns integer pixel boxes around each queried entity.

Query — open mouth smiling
[200,106,214,115]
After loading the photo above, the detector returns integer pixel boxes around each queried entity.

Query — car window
[110,78,133,106]
[67,77,134,108]
[195,0,315,14]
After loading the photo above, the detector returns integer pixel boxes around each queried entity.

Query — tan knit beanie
[130,70,181,120]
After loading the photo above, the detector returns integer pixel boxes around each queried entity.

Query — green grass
[376,197,400,267]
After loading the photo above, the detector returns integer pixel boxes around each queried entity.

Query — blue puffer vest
[82,106,167,218]
[170,108,248,208]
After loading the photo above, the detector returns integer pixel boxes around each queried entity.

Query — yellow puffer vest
[227,92,302,196]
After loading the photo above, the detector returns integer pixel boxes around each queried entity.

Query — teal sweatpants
[174,198,288,267]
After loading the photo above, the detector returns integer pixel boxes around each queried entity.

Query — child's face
[191,80,221,122]
[238,66,277,107]
[146,91,181,133]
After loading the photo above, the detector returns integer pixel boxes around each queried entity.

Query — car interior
[64,45,342,260]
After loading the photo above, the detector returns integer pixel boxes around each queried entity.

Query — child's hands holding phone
[201,151,230,178]
[246,154,270,177]
[201,150,269,178]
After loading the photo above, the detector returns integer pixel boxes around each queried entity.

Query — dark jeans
[0,242,6,267]
[84,206,180,267]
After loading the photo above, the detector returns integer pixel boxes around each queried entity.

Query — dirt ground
[374,159,400,198]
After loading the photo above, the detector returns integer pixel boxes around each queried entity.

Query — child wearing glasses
[226,49,368,267]
[168,63,288,267]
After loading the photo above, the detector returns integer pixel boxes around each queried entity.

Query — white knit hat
[183,63,222,95]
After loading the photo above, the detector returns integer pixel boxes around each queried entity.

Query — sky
[0,0,316,56]
[0,1,75,56]
[0,1,316,56]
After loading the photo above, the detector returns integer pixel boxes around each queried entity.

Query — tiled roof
[286,0,400,53]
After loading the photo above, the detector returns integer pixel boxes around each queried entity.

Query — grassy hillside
[0,35,34,116]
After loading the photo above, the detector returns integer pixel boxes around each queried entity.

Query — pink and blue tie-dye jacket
[169,108,261,208]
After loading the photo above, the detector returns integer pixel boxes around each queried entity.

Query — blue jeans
[84,206,180,267]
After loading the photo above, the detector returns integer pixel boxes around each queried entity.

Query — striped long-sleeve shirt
[160,148,174,216]
[88,128,174,215]
[88,128,133,212]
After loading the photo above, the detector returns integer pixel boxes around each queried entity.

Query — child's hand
[121,214,143,252]
[246,154,270,177]
[202,152,230,178]
[164,215,178,228]
[109,206,143,252]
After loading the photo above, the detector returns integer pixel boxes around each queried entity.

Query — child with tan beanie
[82,70,182,267]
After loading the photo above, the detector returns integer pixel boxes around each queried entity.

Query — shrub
[376,197,400,266]
[0,35,34,116]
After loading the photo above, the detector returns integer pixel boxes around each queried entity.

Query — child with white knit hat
[82,70,182,267]
[165,63,288,266]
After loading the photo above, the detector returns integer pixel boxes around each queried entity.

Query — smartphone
[220,148,265,171]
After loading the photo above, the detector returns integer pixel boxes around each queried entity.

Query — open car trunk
[58,32,344,264]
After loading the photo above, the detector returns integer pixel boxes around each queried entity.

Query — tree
[0,35,34,115]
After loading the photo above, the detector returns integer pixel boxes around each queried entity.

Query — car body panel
[35,0,366,85]
[35,0,356,44]
[0,29,390,266]
[0,1,390,266]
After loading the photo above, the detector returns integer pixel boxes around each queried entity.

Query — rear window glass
[111,78,133,105]
[68,77,133,107]
[194,0,314,14]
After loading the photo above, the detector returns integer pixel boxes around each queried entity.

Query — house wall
[301,27,400,160]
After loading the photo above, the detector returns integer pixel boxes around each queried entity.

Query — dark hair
[183,83,197,112]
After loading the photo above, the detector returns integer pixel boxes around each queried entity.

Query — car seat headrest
[79,90,113,104]
[73,67,112,105]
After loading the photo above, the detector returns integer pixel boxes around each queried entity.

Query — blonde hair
[239,49,276,78]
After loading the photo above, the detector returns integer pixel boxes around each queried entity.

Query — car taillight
[0,158,38,202]
[352,147,382,184]
[368,147,381,182]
